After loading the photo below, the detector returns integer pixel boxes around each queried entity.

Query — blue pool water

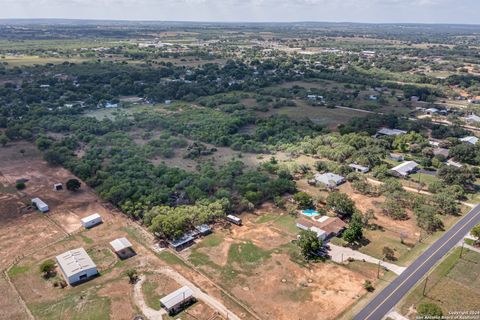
[302,209,319,217]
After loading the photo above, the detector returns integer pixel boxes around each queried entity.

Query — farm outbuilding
[227,214,242,225]
[53,183,63,191]
[110,237,135,259]
[56,247,98,285]
[169,235,195,251]
[160,286,195,314]
[31,197,49,212]
[460,136,479,145]
[80,213,102,229]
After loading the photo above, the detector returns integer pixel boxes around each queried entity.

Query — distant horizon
[0,18,479,27]
[0,0,478,25]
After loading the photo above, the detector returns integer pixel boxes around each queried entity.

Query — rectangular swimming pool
[301,209,319,217]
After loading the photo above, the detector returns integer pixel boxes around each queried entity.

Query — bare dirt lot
[182,206,376,320]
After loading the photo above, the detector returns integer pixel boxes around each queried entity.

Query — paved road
[354,204,480,320]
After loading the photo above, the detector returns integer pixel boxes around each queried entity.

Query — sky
[0,0,478,24]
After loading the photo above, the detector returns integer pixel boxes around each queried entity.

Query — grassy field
[142,280,162,310]
[29,289,110,320]
[399,247,480,318]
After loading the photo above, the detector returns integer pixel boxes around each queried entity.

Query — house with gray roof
[314,172,345,188]
[389,161,419,177]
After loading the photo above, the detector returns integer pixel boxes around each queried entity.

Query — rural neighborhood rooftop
[390,161,419,177]
[377,128,407,136]
[109,237,133,252]
[55,248,97,279]
[160,286,194,310]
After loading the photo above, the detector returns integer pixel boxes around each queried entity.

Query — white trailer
[227,214,242,226]
[80,213,102,229]
[31,197,49,212]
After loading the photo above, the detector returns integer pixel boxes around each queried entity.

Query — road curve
[354,204,480,320]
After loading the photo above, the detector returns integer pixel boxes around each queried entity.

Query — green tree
[471,224,480,245]
[16,182,26,190]
[381,197,408,220]
[343,213,363,244]
[0,134,8,147]
[363,280,374,292]
[326,192,356,218]
[297,230,322,259]
[125,268,138,284]
[66,178,81,191]
[40,259,56,278]
[417,303,443,317]
[382,246,395,261]
[293,192,314,209]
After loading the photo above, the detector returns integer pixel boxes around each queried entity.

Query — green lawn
[7,265,30,278]
[29,291,110,320]
[142,280,162,310]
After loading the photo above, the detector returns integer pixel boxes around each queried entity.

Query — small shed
[53,183,63,191]
[160,286,195,315]
[314,172,345,188]
[110,237,135,259]
[32,197,49,213]
[227,215,242,226]
[56,247,98,285]
[390,161,419,177]
[81,213,102,229]
[349,164,370,173]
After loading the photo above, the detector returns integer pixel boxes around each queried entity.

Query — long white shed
[80,213,102,228]
[32,197,49,212]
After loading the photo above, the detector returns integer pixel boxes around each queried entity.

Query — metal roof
[460,136,479,145]
[110,237,132,252]
[81,213,101,224]
[160,286,194,309]
[377,128,407,136]
[390,161,418,176]
[31,197,48,208]
[169,235,194,248]
[314,172,345,186]
[56,247,97,278]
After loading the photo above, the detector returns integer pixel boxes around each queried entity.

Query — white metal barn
[160,286,195,314]
[80,213,102,229]
[31,197,49,212]
[56,248,98,285]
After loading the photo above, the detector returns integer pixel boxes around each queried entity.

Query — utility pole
[422,276,429,297]
[341,253,344,264]
[377,260,381,279]
[460,241,465,259]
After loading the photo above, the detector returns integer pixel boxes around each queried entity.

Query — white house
[105,102,118,109]
[447,159,463,168]
[56,248,98,285]
[314,172,345,188]
[160,286,195,314]
[80,213,102,229]
[32,197,49,213]
[390,161,419,177]
[460,136,479,145]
